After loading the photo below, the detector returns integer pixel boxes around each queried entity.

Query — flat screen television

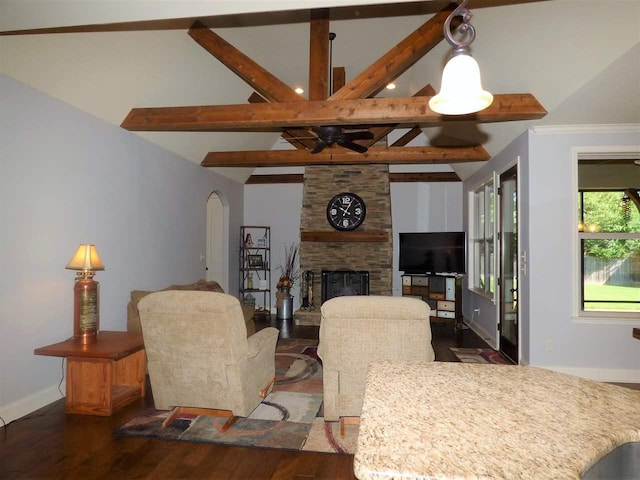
[399,232,466,275]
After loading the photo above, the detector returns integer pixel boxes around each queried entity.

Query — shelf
[300,230,389,243]
[240,226,271,314]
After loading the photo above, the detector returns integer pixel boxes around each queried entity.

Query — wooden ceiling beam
[328,2,456,101]
[247,92,316,150]
[389,172,460,182]
[245,172,460,184]
[122,94,547,131]
[332,66,346,94]
[201,145,489,167]
[309,10,330,101]
[188,21,301,103]
[363,84,435,147]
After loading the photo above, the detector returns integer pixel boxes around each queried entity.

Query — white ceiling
[1,0,639,182]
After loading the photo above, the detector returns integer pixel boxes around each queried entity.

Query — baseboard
[0,384,65,425]
[538,365,640,384]
[465,320,497,349]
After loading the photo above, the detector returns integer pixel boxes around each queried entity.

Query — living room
[2,0,640,437]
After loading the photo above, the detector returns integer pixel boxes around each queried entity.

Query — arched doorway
[206,191,228,291]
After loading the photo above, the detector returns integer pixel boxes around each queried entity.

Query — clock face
[326,192,366,231]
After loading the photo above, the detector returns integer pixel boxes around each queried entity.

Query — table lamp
[66,244,105,344]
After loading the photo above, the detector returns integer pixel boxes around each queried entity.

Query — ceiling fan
[310,126,374,154]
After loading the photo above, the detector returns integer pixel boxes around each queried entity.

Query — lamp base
[73,277,100,344]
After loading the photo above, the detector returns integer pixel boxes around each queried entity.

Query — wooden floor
[0,319,491,480]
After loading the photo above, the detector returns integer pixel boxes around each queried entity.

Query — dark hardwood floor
[0,319,490,480]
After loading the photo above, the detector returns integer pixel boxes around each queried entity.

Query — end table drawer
[411,285,429,296]
[412,276,429,286]
[437,300,455,312]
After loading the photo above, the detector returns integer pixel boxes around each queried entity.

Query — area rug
[450,347,511,364]
[114,338,357,454]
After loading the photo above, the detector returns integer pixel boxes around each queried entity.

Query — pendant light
[429,0,493,115]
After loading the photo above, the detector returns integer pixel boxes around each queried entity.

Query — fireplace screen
[321,270,370,303]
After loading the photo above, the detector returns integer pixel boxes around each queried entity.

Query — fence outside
[584,256,640,286]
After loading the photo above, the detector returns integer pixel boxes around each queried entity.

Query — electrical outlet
[545,338,554,352]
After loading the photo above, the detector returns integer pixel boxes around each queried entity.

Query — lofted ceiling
[1,0,639,183]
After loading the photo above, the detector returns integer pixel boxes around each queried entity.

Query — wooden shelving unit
[239,226,271,318]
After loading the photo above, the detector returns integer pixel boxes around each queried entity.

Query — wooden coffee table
[35,331,146,416]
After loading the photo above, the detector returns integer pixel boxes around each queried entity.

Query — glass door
[499,166,518,363]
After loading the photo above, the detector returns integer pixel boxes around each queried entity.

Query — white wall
[243,183,304,309]
[0,75,244,423]
[527,125,640,381]
[390,182,463,296]
[243,180,463,308]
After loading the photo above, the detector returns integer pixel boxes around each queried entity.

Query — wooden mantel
[301,230,389,243]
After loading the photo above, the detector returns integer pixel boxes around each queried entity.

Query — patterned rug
[450,347,511,364]
[114,338,357,454]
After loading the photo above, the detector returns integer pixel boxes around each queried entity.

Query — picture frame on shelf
[257,238,267,248]
[248,254,263,268]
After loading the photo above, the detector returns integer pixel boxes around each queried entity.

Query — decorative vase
[277,290,294,320]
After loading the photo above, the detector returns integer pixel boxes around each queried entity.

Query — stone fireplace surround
[294,164,393,325]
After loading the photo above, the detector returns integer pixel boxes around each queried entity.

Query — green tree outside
[582,191,640,260]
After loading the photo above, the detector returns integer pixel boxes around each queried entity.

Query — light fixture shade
[429,52,493,115]
[66,244,105,271]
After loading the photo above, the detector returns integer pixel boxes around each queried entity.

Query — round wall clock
[326,192,366,231]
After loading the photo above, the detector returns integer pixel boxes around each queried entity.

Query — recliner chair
[138,290,279,430]
[317,295,435,428]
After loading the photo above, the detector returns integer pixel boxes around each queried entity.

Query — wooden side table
[35,331,146,416]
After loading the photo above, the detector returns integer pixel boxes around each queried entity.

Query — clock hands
[339,198,354,216]
[339,204,352,216]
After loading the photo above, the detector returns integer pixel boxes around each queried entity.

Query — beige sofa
[127,279,256,337]
[317,295,435,422]
[138,290,279,416]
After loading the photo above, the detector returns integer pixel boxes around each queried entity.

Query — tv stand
[401,273,463,332]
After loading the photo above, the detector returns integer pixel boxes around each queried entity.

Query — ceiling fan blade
[338,139,368,154]
[345,131,374,141]
[311,139,329,154]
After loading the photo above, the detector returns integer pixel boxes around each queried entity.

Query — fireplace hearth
[321,270,370,303]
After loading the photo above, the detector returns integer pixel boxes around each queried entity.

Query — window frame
[572,146,640,322]
[577,190,640,318]
[468,176,496,301]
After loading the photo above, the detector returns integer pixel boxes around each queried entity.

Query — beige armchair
[317,295,435,425]
[138,290,279,430]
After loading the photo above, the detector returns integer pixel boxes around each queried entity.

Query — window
[470,179,495,297]
[578,188,640,314]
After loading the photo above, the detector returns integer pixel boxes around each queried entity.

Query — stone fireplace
[295,164,393,325]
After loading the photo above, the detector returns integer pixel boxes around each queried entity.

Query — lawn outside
[584,284,640,311]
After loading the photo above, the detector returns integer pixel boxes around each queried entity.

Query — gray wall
[464,124,640,382]
[0,75,244,422]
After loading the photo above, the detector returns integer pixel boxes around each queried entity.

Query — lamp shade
[65,244,105,271]
[429,51,493,115]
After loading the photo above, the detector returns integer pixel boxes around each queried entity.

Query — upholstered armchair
[317,295,435,425]
[138,290,279,429]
